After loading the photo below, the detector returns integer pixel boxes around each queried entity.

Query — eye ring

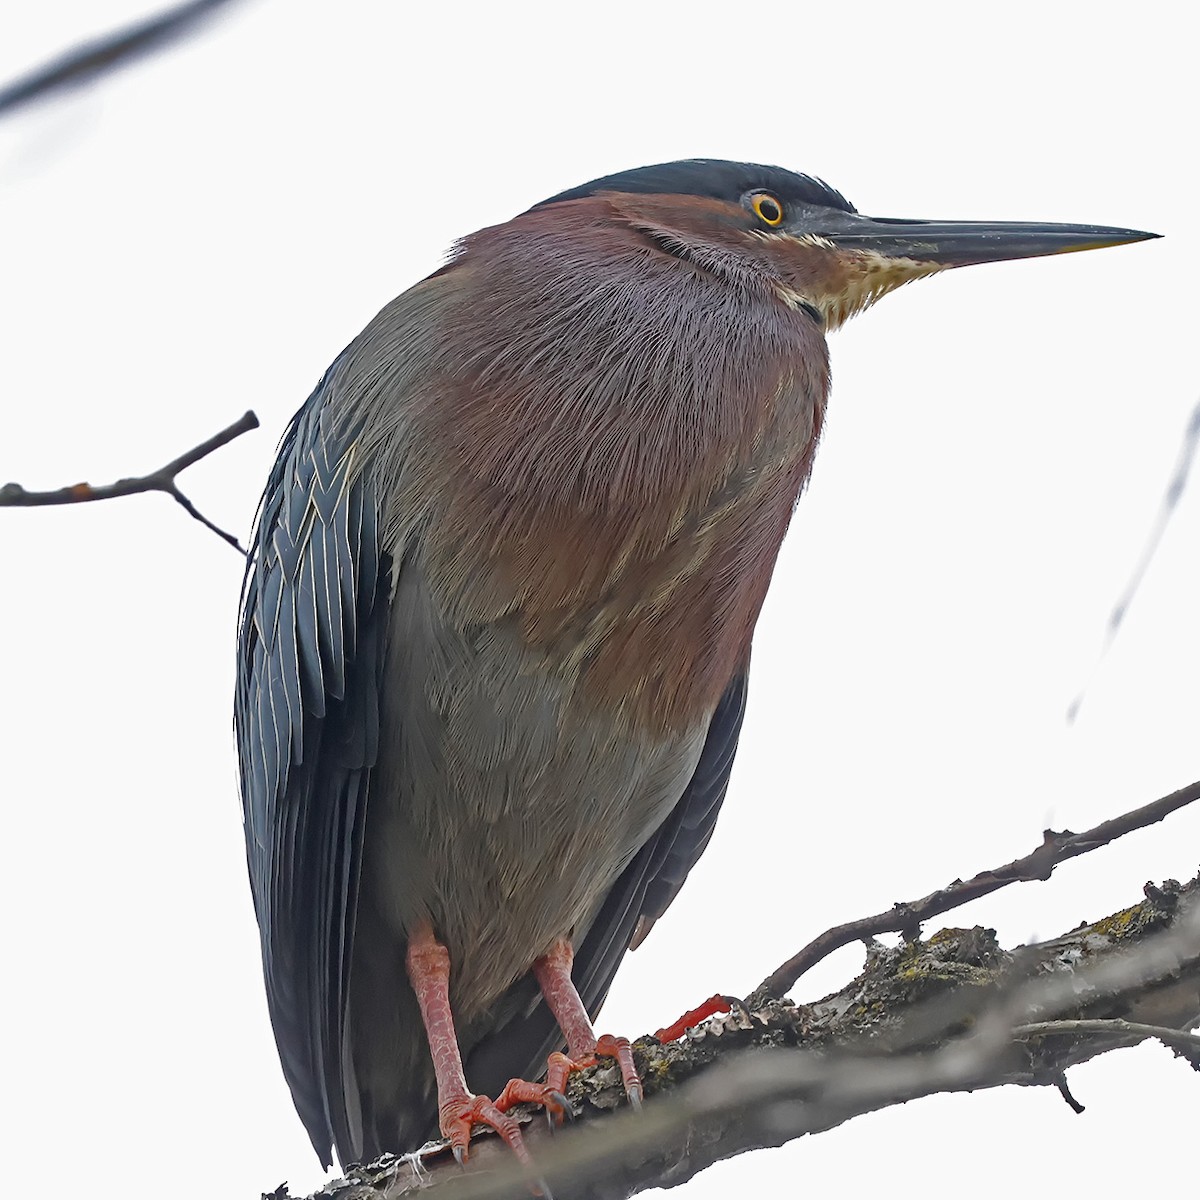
[749,192,785,227]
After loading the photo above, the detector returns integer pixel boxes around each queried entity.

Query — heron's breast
[366,561,709,1008]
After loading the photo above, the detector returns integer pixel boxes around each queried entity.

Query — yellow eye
[750,192,785,226]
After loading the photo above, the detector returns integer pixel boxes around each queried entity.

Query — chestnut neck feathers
[394,196,830,732]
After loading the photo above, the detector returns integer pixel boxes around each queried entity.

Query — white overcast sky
[1,2,1196,1196]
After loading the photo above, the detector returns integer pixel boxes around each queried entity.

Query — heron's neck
[439,209,828,516]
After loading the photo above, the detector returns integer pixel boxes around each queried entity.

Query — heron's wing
[236,368,387,1169]
[465,673,748,1094]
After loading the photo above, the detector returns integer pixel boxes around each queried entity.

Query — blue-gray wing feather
[236,367,388,1168]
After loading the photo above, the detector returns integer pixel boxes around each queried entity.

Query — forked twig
[0,409,259,551]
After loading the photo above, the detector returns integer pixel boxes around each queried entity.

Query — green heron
[235,159,1155,1171]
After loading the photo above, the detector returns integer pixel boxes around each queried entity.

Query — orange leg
[531,938,643,1111]
[653,994,737,1044]
[406,922,559,1169]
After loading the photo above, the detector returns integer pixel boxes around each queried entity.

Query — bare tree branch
[0,0,245,119]
[288,872,1200,1200]
[752,777,1200,1002]
[0,409,259,551]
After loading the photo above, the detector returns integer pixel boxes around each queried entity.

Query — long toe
[495,1077,573,1122]
[593,1033,643,1107]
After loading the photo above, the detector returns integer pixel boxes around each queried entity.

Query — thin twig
[0,410,259,552]
[1015,1019,1200,1058]
[0,0,244,119]
[753,778,1200,1002]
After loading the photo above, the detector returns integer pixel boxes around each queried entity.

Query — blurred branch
[0,409,259,551]
[294,872,1200,1200]
[753,777,1200,1002]
[1069,395,1200,721]
[0,0,245,119]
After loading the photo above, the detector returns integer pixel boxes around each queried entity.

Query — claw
[452,1143,467,1168]
[546,1089,572,1119]
[627,1081,644,1111]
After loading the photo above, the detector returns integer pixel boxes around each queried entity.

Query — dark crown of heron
[535,158,855,214]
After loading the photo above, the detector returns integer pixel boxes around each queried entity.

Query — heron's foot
[439,1092,532,1167]
[653,994,742,1043]
[441,1088,556,1196]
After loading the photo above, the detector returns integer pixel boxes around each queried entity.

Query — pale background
[1,2,1196,1194]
